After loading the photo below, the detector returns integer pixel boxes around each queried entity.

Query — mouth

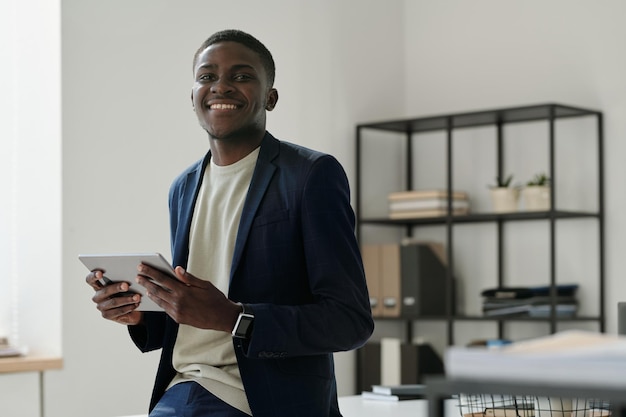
[208,103,240,110]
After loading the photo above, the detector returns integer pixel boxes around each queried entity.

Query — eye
[197,73,215,82]
[233,73,254,82]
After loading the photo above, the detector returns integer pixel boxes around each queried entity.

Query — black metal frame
[425,377,625,417]
[355,103,605,345]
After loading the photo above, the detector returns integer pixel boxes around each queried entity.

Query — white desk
[340,395,458,417]
[117,396,457,417]
[339,395,425,416]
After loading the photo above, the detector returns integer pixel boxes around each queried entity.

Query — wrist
[225,302,243,333]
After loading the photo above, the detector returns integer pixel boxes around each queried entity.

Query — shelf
[357,103,601,134]
[355,102,605,349]
[361,210,600,226]
[0,355,63,374]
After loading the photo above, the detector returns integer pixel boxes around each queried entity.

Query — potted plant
[523,172,551,211]
[489,174,520,213]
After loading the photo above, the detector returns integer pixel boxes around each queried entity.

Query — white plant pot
[522,185,551,211]
[489,187,520,213]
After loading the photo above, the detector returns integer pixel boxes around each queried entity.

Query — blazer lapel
[229,133,278,281]
[173,154,209,268]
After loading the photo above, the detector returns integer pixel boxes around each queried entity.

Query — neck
[209,134,264,166]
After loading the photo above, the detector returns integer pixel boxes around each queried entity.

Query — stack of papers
[0,344,24,358]
[445,330,626,387]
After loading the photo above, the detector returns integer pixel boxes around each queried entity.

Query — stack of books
[387,190,470,220]
[0,337,24,358]
[481,284,579,318]
[361,384,426,402]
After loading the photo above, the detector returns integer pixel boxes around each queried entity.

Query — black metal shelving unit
[355,103,605,346]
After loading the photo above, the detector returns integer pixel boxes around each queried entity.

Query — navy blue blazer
[129,132,374,416]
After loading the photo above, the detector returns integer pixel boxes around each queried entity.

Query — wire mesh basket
[456,394,612,417]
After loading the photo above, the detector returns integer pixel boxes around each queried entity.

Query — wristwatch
[232,303,254,339]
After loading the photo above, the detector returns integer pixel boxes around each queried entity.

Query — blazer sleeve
[237,155,374,358]
[128,311,168,352]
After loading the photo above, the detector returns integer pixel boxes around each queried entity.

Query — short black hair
[193,29,276,86]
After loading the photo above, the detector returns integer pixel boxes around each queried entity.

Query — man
[86,29,373,417]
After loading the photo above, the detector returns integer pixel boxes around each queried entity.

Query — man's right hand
[86,270,143,325]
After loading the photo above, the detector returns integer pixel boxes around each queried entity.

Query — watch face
[234,313,254,338]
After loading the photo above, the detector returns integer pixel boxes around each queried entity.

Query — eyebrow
[195,63,257,73]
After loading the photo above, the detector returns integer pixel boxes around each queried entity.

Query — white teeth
[210,103,237,110]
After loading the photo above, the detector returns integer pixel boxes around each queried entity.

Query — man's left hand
[135,264,241,332]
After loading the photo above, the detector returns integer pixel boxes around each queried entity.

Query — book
[400,241,452,317]
[483,304,578,318]
[356,342,381,393]
[482,295,579,317]
[380,245,401,317]
[389,198,470,212]
[481,304,534,317]
[481,284,579,299]
[380,337,402,385]
[388,189,469,201]
[526,284,579,297]
[481,287,536,299]
[482,295,578,308]
[361,244,382,317]
[388,208,469,220]
[0,345,24,358]
[361,391,423,401]
[371,383,425,396]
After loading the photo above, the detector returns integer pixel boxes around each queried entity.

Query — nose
[210,77,234,94]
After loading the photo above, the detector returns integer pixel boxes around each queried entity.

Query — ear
[265,88,279,111]
[190,90,195,109]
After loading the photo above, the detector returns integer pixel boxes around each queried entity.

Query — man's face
[191,41,277,141]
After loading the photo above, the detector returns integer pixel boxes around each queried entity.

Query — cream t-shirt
[169,148,259,415]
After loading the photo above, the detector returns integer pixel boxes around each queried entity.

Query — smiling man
[86,29,373,417]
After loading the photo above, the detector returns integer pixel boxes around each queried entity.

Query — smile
[209,103,239,110]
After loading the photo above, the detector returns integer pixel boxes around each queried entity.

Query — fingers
[86,270,143,325]
[90,278,142,321]
[173,266,195,287]
[137,263,176,289]
[95,292,141,322]
[114,311,142,325]
[104,305,142,325]
[86,270,106,290]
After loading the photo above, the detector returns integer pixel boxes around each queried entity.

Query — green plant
[527,173,550,186]
[491,174,514,188]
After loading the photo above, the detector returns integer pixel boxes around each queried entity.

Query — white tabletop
[340,395,458,417]
[339,395,426,417]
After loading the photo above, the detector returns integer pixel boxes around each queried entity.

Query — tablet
[78,252,177,312]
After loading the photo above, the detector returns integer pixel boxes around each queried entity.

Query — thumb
[174,266,194,286]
